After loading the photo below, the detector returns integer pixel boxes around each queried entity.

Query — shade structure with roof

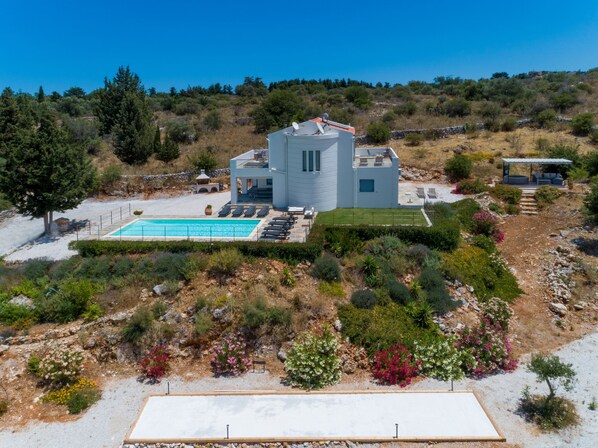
[501,158,573,187]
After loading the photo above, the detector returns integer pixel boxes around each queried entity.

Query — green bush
[534,186,564,209]
[501,117,518,132]
[585,180,598,222]
[38,350,84,388]
[66,387,101,414]
[457,178,488,194]
[351,289,378,309]
[491,184,522,204]
[482,297,513,330]
[311,255,341,282]
[570,112,595,136]
[208,248,243,277]
[405,133,424,146]
[0,400,7,418]
[590,129,598,145]
[0,302,37,326]
[27,354,41,375]
[284,326,341,390]
[441,98,471,117]
[279,267,296,288]
[318,281,345,297]
[442,246,521,302]
[535,109,557,128]
[386,279,412,305]
[22,259,52,281]
[519,393,579,431]
[505,204,520,215]
[151,301,168,319]
[36,279,99,323]
[451,198,482,230]
[122,308,154,343]
[488,202,504,214]
[366,122,391,144]
[194,311,213,336]
[417,268,460,314]
[242,298,291,330]
[338,302,440,354]
[445,154,473,181]
[470,234,497,254]
[152,253,188,281]
[82,303,103,322]
[414,337,473,381]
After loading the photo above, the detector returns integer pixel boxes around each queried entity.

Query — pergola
[501,158,573,186]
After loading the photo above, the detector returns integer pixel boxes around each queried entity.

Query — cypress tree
[156,134,180,163]
[112,92,154,165]
[153,125,161,153]
[0,115,96,234]
[37,86,45,103]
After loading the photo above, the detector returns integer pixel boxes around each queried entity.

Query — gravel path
[1,330,596,448]
[0,192,230,261]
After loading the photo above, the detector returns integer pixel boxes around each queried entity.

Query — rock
[153,283,170,296]
[9,294,35,309]
[0,345,9,355]
[342,359,357,374]
[333,319,342,332]
[549,302,567,317]
[277,349,287,362]
[573,301,588,311]
[212,307,227,321]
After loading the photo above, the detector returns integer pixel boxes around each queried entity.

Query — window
[359,179,375,192]
[302,150,321,172]
[266,178,272,186]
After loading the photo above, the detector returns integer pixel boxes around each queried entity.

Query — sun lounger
[218,205,232,217]
[427,188,438,199]
[265,223,292,231]
[268,220,293,228]
[256,205,270,218]
[271,216,296,222]
[260,233,289,241]
[243,205,256,217]
[416,187,425,198]
[262,227,291,234]
[231,206,245,217]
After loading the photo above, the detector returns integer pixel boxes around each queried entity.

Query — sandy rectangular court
[126,390,503,443]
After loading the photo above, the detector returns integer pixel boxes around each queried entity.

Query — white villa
[229,117,400,212]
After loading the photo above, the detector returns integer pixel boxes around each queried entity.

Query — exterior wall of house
[353,164,399,208]
[336,131,357,208]
[286,132,339,212]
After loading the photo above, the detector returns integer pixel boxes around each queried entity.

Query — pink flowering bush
[472,211,504,243]
[371,343,420,387]
[139,344,171,382]
[210,333,252,376]
[456,318,517,377]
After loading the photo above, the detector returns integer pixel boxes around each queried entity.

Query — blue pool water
[110,219,261,238]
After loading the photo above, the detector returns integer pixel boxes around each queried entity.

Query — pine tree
[37,86,45,103]
[153,125,161,153]
[0,88,30,150]
[96,66,147,135]
[112,92,154,165]
[0,115,96,234]
[156,134,180,163]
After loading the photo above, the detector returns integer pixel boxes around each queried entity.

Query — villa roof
[501,158,573,165]
[311,117,355,134]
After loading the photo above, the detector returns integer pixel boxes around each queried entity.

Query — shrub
[191,151,217,171]
[386,279,411,305]
[203,110,222,131]
[405,133,424,146]
[208,248,243,277]
[27,354,41,375]
[491,184,522,204]
[82,303,103,322]
[488,202,504,214]
[454,178,487,194]
[151,301,168,319]
[139,344,171,382]
[472,211,504,243]
[284,326,341,390]
[585,180,598,222]
[122,308,154,343]
[544,144,581,178]
[441,98,471,117]
[445,154,473,181]
[442,246,521,302]
[0,302,37,327]
[280,267,296,287]
[242,299,291,330]
[394,101,417,116]
[166,119,196,143]
[153,253,188,281]
[194,311,213,336]
[37,278,99,323]
[351,289,378,309]
[501,117,518,132]
[405,300,434,328]
[209,333,252,376]
[535,109,557,128]
[534,186,564,209]
[456,319,517,377]
[371,343,420,386]
[416,268,459,315]
[505,204,520,215]
[66,386,101,414]
[338,302,440,354]
[366,122,391,144]
[38,350,84,388]
[570,112,595,136]
[590,129,598,145]
[0,400,7,417]
[311,255,341,282]
[470,234,497,254]
[482,297,513,330]
[414,337,475,382]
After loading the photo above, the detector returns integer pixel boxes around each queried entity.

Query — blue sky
[1,0,598,93]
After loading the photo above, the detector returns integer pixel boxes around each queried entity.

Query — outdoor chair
[231,206,245,217]
[416,187,425,198]
[218,204,232,217]
[427,188,438,199]
[256,205,270,217]
[359,157,368,166]
[374,156,384,166]
[243,205,256,217]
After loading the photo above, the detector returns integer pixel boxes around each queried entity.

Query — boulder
[333,319,343,332]
[9,294,34,309]
[573,301,588,311]
[549,302,567,317]
[153,283,170,296]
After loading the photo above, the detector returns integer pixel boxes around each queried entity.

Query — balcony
[231,149,269,169]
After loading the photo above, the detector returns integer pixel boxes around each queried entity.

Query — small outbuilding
[501,158,573,187]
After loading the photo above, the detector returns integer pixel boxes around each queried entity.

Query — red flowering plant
[371,343,420,387]
[209,333,252,377]
[455,318,517,378]
[139,344,171,383]
[472,211,504,243]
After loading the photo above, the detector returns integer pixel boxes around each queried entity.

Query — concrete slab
[126,391,503,443]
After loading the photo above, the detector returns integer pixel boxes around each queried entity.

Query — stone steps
[520,193,538,215]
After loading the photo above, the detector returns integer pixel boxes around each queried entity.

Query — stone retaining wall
[121,168,231,182]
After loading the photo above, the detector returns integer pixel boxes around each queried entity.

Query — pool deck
[125,390,504,443]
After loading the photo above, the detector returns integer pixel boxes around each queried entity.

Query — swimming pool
[109,219,261,239]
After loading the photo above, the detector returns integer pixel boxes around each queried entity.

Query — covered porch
[230,149,273,205]
[501,158,572,188]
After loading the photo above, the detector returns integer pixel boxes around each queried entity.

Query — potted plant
[133,210,143,216]
[205,204,213,215]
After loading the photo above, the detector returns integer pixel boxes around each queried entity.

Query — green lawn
[316,208,428,226]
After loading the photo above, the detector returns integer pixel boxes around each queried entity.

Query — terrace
[501,158,572,189]
[353,147,397,168]
[231,149,269,170]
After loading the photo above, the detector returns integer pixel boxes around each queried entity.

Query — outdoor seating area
[259,214,297,241]
[218,204,270,219]
[501,158,571,188]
